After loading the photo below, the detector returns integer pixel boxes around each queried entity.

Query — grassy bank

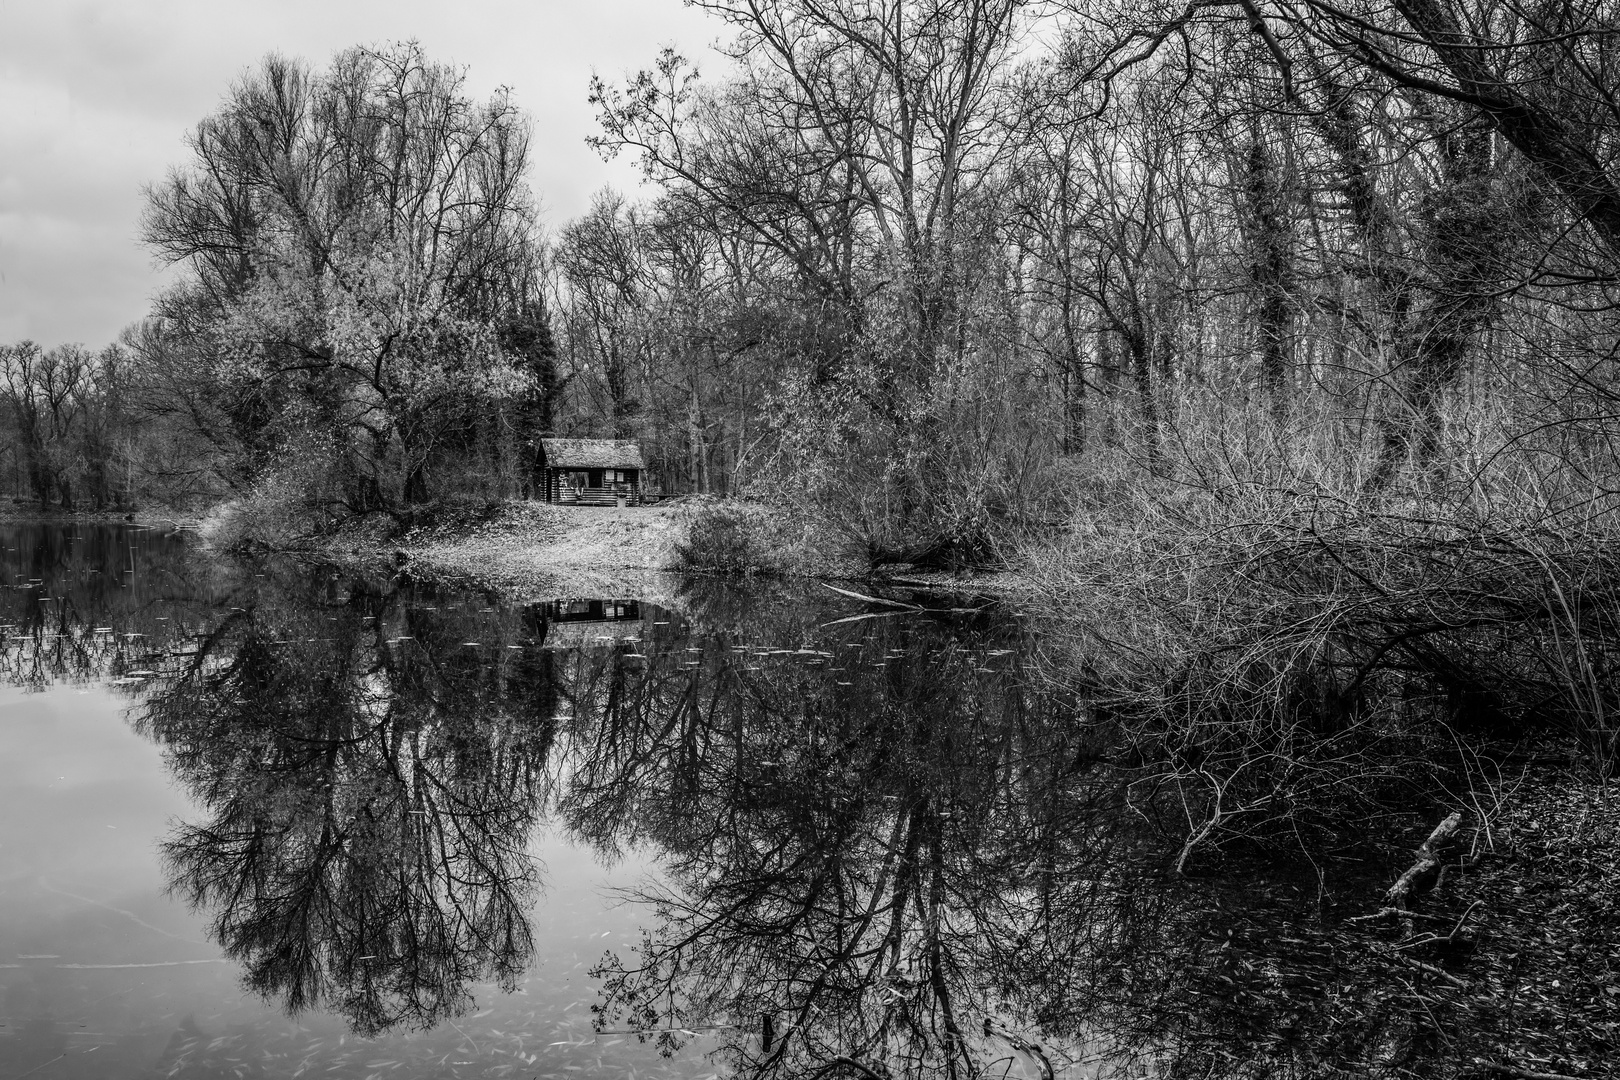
[312,501,687,599]
[199,495,873,598]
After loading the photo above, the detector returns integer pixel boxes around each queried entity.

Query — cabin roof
[540,438,644,470]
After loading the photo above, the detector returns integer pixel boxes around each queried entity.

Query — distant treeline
[10,3,1620,549]
[0,338,154,511]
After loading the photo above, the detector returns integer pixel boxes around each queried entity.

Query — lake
[0,523,1401,1079]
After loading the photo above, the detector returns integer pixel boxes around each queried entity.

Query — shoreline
[0,504,207,530]
[304,498,1023,603]
[344,501,692,601]
[0,498,1023,603]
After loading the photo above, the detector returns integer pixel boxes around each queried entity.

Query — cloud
[0,0,727,346]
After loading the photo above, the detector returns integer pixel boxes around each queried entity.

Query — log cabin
[539,438,649,505]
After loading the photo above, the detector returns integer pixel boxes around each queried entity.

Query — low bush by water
[672,502,779,575]
[670,499,861,578]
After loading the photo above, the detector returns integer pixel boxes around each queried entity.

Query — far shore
[0,498,1021,602]
[334,501,696,600]
[0,502,207,529]
[307,499,1021,602]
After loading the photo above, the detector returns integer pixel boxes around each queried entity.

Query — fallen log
[1384,948,1470,989]
[1477,1060,1592,1080]
[819,582,924,611]
[1387,811,1464,908]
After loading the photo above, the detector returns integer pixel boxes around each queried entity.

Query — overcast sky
[0,0,726,348]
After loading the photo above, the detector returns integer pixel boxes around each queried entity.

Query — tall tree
[143,44,543,515]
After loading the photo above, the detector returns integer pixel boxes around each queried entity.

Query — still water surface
[0,525,695,1078]
[0,523,1282,1079]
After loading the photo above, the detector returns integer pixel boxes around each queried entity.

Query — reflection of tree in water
[565,593,1139,1077]
[564,587,1462,1079]
[135,567,562,1035]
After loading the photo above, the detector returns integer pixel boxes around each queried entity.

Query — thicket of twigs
[1002,376,1620,1072]
[1025,382,1620,870]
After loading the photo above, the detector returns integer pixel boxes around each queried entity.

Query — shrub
[196,471,323,552]
[399,493,505,538]
[672,502,781,576]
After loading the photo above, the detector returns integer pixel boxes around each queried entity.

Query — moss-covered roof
[540,438,644,469]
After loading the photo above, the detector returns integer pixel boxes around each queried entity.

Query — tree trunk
[1126,322,1162,468]
[1393,0,1620,262]
[1244,137,1294,419]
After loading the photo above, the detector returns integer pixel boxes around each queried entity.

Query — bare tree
[143,44,542,516]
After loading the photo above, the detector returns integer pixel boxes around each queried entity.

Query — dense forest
[0,0,1611,545]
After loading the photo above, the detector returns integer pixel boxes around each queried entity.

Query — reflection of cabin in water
[540,439,649,506]
[536,598,644,649]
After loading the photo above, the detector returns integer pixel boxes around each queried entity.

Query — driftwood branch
[819,611,905,628]
[1348,907,1456,925]
[1387,811,1464,907]
[1476,1060,1593,1080]
[1390,950,1470,989]
[820,582,924,611]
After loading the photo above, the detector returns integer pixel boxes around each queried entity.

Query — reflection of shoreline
[0,508,204,528]
[0,523,221,691]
